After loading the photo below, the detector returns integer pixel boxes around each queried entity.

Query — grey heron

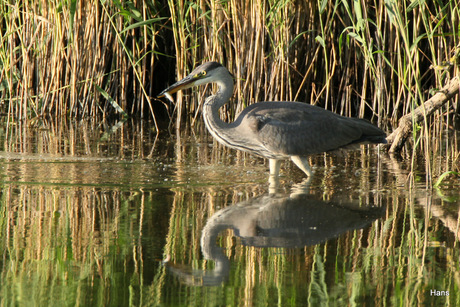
[158,62,387,177]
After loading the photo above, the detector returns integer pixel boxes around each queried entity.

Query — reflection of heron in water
[158,62,387,177]
[163,180,385,286]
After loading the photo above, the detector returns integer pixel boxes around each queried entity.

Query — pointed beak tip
[156,91,166,98]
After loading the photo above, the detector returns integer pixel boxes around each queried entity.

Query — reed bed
[1,1,458,120]
[0,0,166,121]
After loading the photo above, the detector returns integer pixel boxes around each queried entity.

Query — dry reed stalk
[1,1,164,124]
[1,1,457,123]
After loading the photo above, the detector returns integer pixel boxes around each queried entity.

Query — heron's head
[157,62,232,102]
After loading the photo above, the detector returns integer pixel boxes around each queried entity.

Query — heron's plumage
[224,101,385,159]
[158,62,387,177]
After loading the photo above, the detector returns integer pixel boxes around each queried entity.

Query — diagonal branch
[385,76,459,153]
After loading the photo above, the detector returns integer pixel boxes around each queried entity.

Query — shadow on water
[0,119,458,306]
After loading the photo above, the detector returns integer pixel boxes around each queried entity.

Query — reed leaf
[120,17,168,33]
[93,83,128,117]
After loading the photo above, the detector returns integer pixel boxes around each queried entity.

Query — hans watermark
[430,289,449,296]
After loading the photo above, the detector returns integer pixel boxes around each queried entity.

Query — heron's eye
[195,71,206,78]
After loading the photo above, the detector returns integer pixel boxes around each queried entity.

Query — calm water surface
[0,120,458,306]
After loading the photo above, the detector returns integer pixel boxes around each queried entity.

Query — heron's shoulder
[238,102,314,135]
[242,101,331,122]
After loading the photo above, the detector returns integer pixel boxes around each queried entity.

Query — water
[0,120,458,306]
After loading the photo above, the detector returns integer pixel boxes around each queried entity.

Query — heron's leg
[291,156,312,177]
[268,159,281,194]
[269,159,281,177]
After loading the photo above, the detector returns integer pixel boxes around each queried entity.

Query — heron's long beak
[157,74,198,101]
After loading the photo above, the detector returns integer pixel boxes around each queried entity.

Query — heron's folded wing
[243,102,385,156]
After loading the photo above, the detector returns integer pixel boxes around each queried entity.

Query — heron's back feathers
[237,101,386,158]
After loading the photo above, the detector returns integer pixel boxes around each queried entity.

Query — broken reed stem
[386,76,460,153]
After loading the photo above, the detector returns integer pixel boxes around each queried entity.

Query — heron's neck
[204,75,234,112]
[202,74,236,145]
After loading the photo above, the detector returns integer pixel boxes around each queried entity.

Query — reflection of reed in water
[1,119,159,159]
[164,180,384,286]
